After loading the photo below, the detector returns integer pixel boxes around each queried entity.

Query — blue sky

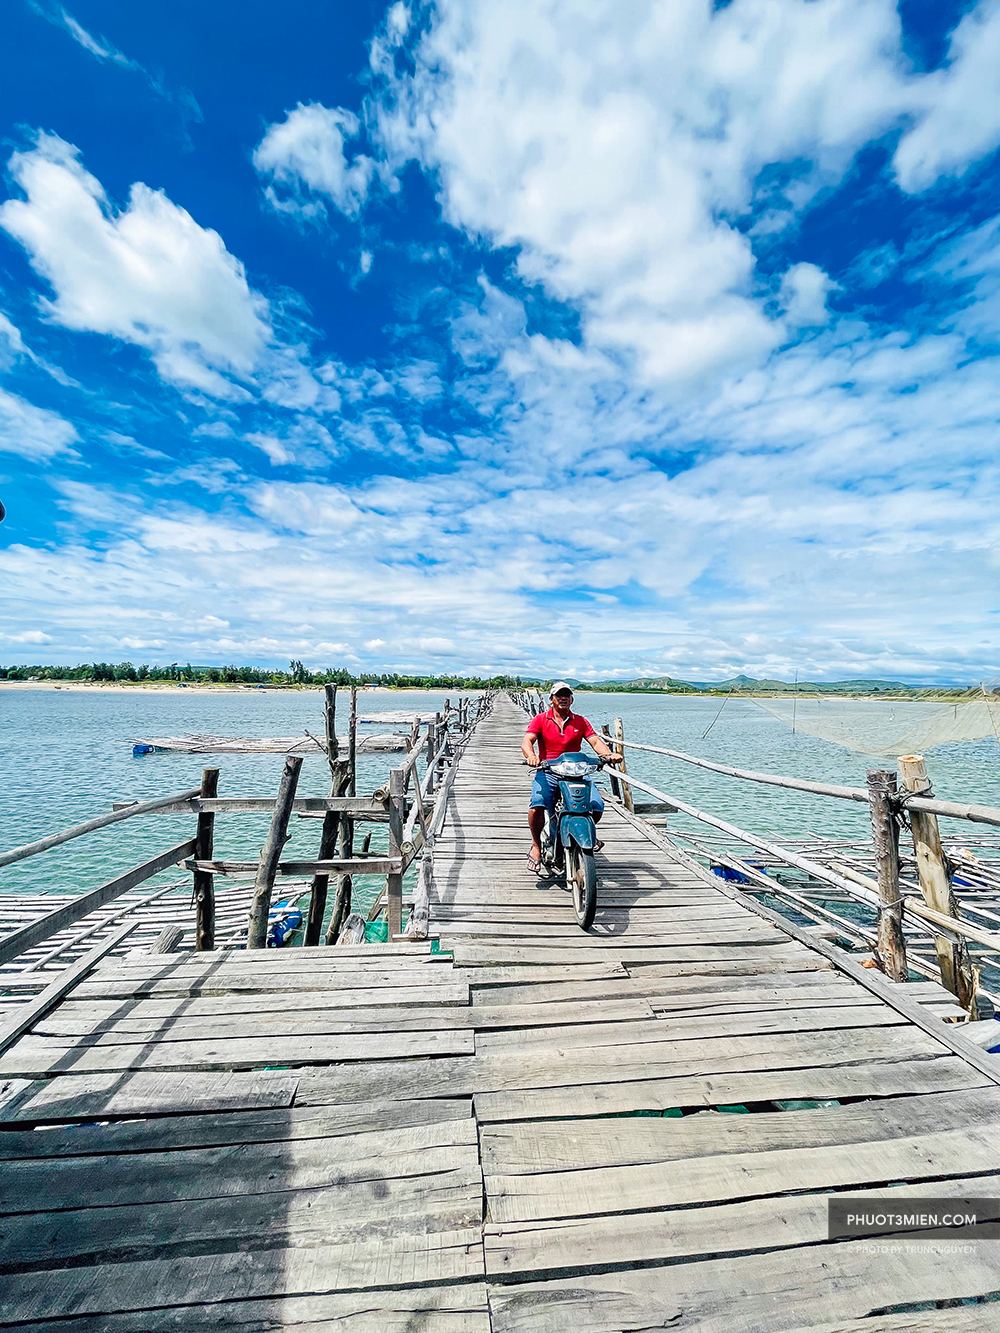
[0,0,998,683]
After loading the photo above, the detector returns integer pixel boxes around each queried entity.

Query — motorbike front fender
[560,813,595,850]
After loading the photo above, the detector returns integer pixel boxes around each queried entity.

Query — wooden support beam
[0,840,195,967]
[193,767,219,952]
[867,769,908,982]
[188,856,401,875]
[899,754,975,1008]
[0,787,200,870]
[246,754,303,949]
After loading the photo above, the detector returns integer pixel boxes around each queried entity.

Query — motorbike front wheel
[566,843,597,930]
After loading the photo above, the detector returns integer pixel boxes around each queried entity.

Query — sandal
[593,839,605,853]
[526,853,542,875]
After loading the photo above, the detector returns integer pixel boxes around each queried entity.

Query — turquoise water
[1,688,997,914]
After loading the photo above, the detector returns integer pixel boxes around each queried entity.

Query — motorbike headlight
[550,761,592,777]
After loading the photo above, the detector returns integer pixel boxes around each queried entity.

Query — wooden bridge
[1,695,1000,1327]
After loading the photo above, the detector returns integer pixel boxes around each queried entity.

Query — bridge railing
[0,688,497,985]
[600,719,1000,1013]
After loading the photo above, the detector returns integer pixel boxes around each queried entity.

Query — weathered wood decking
[1,696,1000,1328]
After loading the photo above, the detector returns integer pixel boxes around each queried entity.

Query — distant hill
[580,674,950,696]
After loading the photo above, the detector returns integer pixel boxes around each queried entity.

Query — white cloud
[0,385,77,459]
[0,133,270,397]
[373,0,918,389]
[895,0,1000,193]
[29,3,202,123]
[0,312,27,366]
[781,262,835,326]
[254,104,374,219]
[1,629,52,645]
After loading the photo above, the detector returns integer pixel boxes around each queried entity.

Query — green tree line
[0,660,539,690]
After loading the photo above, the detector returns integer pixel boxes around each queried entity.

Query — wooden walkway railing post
[247,754,303,949]
[305,685,350,946]
[193,767,219,951]
[867,769,908,981]
[899,754,975,1007]
[612,718,634,813]
[386,766,406,938]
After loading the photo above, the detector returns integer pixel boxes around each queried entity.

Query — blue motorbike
[537,752,608,929]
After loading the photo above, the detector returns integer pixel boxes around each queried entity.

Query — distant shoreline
[0,680,970,702]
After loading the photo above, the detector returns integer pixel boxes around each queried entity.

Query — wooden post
[193,767,219,952]
[867,769,908,982]
[386,767,405,938]
[601,725,622,801]
[247,754,303,949]
[348,685,358,798]
[898,754,974,1006]
[612,718,634,813]
[426,714,440,794]
[305,685,350,946]
[327,833,371,944]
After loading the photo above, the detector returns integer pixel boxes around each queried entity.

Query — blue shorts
[529,768,605,815]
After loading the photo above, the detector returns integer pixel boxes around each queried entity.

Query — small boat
[267,900,304,948]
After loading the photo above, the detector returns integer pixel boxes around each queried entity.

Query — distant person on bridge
[521,682,620,874]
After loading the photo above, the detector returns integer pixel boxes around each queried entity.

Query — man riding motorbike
[521,682,620,874]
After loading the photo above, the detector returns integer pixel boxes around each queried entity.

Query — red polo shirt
[526,707,597,760]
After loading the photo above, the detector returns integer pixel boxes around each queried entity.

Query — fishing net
[754,683,1000,757]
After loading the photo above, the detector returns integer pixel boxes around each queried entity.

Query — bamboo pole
[899,754,975,1007]
[193,767,219,952]
[867,769,908,981]
[247,754,303,949]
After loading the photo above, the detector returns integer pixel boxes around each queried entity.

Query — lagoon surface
[2,687,998,912]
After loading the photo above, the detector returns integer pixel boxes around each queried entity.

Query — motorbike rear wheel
[566,843,597,930]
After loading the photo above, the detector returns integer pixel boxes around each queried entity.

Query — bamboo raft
[2,692,1000,1326]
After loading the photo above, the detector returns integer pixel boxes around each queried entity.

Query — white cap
[549,681,574,696]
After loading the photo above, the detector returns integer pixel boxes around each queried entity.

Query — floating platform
[132,732,408,757]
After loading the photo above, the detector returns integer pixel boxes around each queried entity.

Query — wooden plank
[0,1068,299,1124]
[0,1221,486,1320]
[487,1236,1000,1333]
[71,969,464,1000]
[33,998,651,1044]
[15,1283,492,1332]
[476,1004,900,1055]
[486,1124,1000,1224]
[474,1054,988,1123]
[0,1125,481,1213]
[0,1096,473,1160]
[296,1027,961,1106]
[449,943,821,967]
[45,980,471,1021]
[480,1084,1000,1175]
[0,1026,475,1077]
[484,1174,1000,1279]
[0,921,139,1056]
[0,841,195,966]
